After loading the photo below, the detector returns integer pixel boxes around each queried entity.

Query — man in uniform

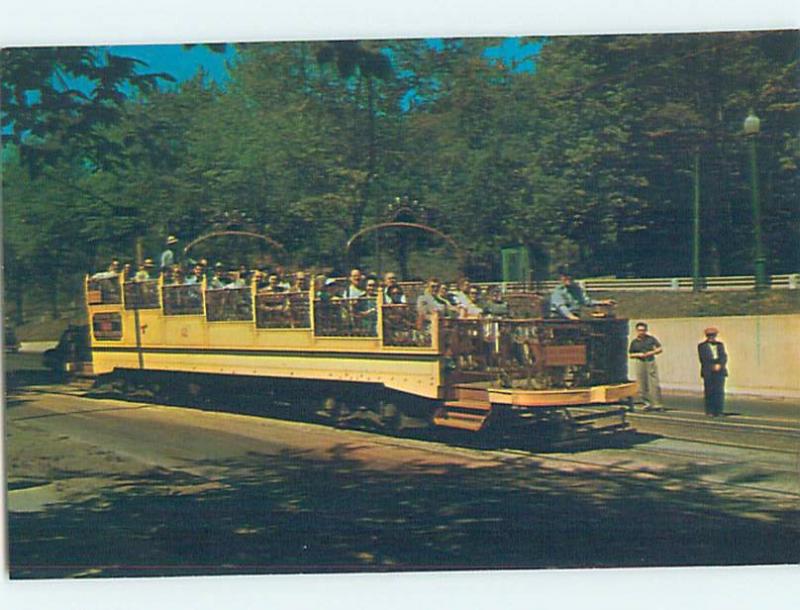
[628,321,664,411]
[698,327,728,417]
[550,267,614,320]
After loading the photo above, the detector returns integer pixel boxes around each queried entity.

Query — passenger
[550,266,614,320]
[292,271,308,292]
[185,264,205,286]
[416,278,444,320]
[436,283,459,318]
[356,276,379,330]
[160,236,178,273]
[91,259,121,280]
[317,277,339,302]
[469,285,485,309]
[483,287,510,318]
[383,272,407,304]
[342,268,365,299]
[134,258,155,282]
[458,284,483,318]
[385,284,406,305]
[208,263,227,289]
[263,273,285,293]
[225,271,247,289]
[170,264,187,285]
[450,278,472,308]
[275,266,292,291]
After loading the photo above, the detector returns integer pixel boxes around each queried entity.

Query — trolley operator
[550,267,615,320]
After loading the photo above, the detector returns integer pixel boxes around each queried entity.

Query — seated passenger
[91,259,121,280]
[359,277,380,326]
[171,265,190,285]
[342,268,365,299]
[185,264,205,285]
[416,278,443,319]
[237,264,250,284]
[321,277,340,301]
[270,266,291,291]
[483,287,510,317]
[225,271,247,289]
[450,278,472,308]
[549,266,614,320]
[436,283,460,318]
[263,273,285,293]
[458,284,483,318]
[291,271,308,292]
[134,258,155,282]
[208,263,227,289]
[383,272,407,304]
[385,284,406,305]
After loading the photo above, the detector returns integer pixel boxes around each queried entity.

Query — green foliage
[2,31,798,326]
[1,46,174,175]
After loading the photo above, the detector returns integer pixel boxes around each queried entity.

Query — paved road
[6,386,799,579]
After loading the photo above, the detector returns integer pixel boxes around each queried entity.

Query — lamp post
[692,145,702,291]
[743,110,767,290]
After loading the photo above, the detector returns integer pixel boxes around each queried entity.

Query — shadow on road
[9,441,800,579]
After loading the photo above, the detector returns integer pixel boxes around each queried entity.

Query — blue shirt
[550,282,595,318]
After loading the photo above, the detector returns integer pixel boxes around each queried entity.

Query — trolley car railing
[87,276,122,305]
[123,280,160,309]
[381,304,433,347]
[162,284,204,316]
[205,287,253,322]
[440,318,628,388]
[313,297,379,337]
[256,292,311,329]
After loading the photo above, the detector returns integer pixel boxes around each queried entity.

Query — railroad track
[627,410,800,453]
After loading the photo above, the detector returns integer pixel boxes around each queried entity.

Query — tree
[1,46,173,176]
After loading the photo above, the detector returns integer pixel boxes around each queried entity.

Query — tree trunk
[351,76,377,234]
[50,269,59,319]
[14,281,24,326]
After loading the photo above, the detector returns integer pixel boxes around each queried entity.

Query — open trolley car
[85,270,636,441]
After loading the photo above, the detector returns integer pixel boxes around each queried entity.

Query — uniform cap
[324,278,338,286]
[166,235,178,245]
[144,258,154,266]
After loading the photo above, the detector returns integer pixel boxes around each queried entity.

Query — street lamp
[743,110,767,290]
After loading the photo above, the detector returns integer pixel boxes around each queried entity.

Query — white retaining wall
[627,315,800,400]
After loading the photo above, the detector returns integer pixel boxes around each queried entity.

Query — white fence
[487,273,799,292]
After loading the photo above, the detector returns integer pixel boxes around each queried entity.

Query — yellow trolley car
[85,271,636,439]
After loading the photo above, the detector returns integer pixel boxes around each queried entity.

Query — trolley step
[443,399,493,412]
[453,385,490,403]
[433,410,490,432]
